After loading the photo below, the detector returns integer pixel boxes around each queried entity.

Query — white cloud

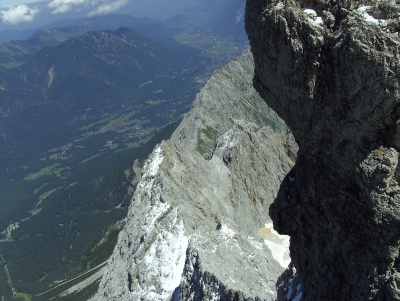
[48,0,86,14]
[0,4,39,25]
[87,0,128,16]
[51,4,71,13]
[47,0,128,16]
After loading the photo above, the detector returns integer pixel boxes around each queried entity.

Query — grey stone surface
[170,49,287,159]
[95,51,296,300]
[246,0,400,299]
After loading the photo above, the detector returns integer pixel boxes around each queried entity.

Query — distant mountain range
[0,0,247,44]
[0,27,207,148]
[0,14,162,43]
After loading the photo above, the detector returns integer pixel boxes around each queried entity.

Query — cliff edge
[246,0,400,300]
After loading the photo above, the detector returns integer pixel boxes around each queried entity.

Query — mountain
[246,0,400,299]
[42,14,160,32]
[0,27,208,148]
[0,14,201,71]
[20,27,188,96]
[0,14,171,45]
[0,1,251,74]
[0,14,157,43]
[95,49,298,300]
[24,27,90,47]
[30,14,193,53]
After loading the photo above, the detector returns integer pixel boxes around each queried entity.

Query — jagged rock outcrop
[95,50,297,300]
[246,0,400,300]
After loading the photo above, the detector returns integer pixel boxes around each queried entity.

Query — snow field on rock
[303,9,323,25]
[258,222,290,268]
[357,6,387,25]
[131,145,189,300]
[133,207,188,300]
[141,146,164,178]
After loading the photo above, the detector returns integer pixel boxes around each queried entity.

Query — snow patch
[142,146,163,178]
[220,223,236,238]
[218,129,239,152]
[131,205,188,300]
[304,8,317,17]
[258,222,290,268]
[303,9,323,25]
[357,6,387,26]
[125,144,189,300]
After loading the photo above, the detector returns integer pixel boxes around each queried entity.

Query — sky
[0,0,201,30]
[0,0,129,28]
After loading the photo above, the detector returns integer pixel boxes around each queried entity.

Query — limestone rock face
[246,0,400,300]
[95,51,296,300]
[170,49,287,159]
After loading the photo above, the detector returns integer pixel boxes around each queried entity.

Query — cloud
[51,4,71,13]
[48,0,86,14]
[47,0,129,16]
[87,0,128,16]
[0,4,39,25]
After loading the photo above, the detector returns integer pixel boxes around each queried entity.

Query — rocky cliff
[246,0,400,300]
[95,50,297,300]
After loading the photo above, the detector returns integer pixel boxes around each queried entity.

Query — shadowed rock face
[245,0,400,300]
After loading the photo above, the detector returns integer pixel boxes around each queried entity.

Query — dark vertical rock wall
[245,0,400,299]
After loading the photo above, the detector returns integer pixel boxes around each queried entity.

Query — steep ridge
[246,0,400,300]
[95,49,297,300]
